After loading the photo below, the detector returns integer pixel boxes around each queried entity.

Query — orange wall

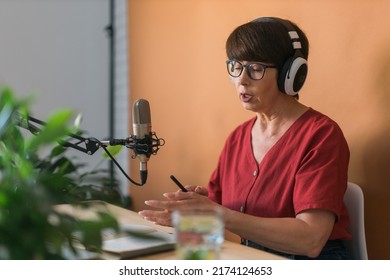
[128,0,390,259]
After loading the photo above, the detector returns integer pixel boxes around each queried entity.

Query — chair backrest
[343,182,368,259]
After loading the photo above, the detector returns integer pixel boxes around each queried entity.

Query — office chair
[343,182,368,259]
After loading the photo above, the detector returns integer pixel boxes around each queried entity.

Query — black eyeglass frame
[226,60,277,80]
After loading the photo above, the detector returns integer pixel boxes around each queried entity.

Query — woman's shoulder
[297,108,347,141]
[300,108,342,129]
[222,117,256,147]
[229,117,256,136]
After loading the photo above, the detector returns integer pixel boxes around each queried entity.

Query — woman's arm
[139,190,335,258]
[225,207,335,258]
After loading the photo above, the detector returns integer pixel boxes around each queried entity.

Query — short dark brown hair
[226,17,309,71]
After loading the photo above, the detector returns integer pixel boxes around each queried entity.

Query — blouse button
[253,170,257,177]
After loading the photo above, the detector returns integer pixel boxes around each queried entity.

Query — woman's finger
[138,209,172,226]
[144,198,188,210]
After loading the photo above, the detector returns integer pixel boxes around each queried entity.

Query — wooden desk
[56,201,286,260]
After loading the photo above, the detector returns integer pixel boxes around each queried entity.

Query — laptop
[101,223,175,259]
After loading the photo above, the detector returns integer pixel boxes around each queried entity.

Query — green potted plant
[0,87,120,259]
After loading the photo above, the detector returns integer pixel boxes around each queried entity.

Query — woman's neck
[254,97,308,136]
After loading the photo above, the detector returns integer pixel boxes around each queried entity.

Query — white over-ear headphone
[253,17,308,95]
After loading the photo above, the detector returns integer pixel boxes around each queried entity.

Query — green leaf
[49,145,67,158]
[26,109,73,151]
[102,145,123,158]
[0,104,13,135]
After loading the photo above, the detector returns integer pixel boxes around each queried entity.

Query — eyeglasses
[226,60,277,80]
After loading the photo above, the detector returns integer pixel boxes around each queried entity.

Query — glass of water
[172,207,224,260]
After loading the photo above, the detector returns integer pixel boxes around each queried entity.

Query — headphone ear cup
[278,55,308,96]
[277,57,293,94]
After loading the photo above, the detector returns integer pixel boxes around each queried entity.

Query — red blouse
[208,108,351,240]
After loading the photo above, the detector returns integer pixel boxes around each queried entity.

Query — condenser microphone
[132,99,152,185]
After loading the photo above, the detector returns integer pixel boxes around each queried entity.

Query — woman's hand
[180,185,208,196]
[138,185,214,227]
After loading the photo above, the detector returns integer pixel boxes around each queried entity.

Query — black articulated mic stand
[15,112,165,187]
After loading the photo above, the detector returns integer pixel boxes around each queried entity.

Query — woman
[139,17,351,259]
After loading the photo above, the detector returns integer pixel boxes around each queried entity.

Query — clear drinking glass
[172,207,224,260]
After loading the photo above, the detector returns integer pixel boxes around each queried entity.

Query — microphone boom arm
[24,115,102,155]
[17,114,165,186]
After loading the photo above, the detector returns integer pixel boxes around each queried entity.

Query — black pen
[170,175,188,192]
